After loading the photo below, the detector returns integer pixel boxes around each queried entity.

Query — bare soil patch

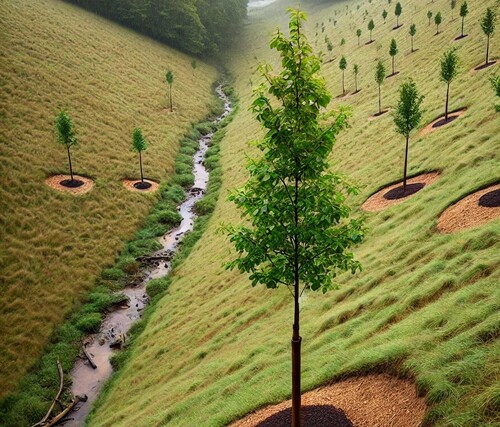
[368,109,390,121]
[437,184,500,233]
[473,60,497,72]
[420,108,466,135]
[230,374,426,427]
[45,175,94,194]
[362,172,440,212]
[122,179,159,193]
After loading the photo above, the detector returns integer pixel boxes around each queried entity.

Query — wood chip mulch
[437,183,500,233]
[230,374,426,427]
[367,109,390,121]
[45,174,94,194]
[420,108,466,135]
[362,172,440,212]
[122,179,159,193]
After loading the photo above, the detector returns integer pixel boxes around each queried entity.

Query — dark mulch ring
[432,114,459,128]
[479,189,500,208]
[60,179,84,188]
[392,24,403,30]
[133,181,153,190]
[368,109,390,121]
[256,405,353,427]
[474,60,497,71]
[365,40,374,45]
[383,183,425,200]
[454,34,468,41]
[386,71,400,79]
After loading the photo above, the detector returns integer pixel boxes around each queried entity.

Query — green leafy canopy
[481,8,496,36]
[225,8,364,295]
[440,48,459,83]
[132,127,147,153]
[375,60,386,85]
[166,70,174,86]
[55,110,77,148]
[393,78,424,137]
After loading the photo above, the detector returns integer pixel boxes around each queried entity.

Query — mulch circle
[368,109,390,121]
[437,184,500,233]
[454,34,468,41]
[472,60,497,72]
[386,71,400,79]
[122,179,159,193]
[362,172,440,212]
[45,174,94,194]
[230,374,426,427]
[420,108,466,135]
[256,405,352,427]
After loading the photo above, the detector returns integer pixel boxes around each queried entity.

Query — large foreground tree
[225,9,364,427]
[393,79,424,192]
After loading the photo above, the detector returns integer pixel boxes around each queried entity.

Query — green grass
[88,0,499,425]
[0,0,218,399]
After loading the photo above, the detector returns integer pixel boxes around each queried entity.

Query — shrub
[75,313,102,333]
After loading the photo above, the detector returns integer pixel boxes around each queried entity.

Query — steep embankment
[92,0,498,426]
[0,0,217,398]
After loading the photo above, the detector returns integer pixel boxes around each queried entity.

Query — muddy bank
[62,85,231,426]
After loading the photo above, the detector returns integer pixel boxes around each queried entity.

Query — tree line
[65,0,248,56]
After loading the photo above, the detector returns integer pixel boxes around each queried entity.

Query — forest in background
[65,0,248,55]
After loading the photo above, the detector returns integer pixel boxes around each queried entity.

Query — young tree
[166,70,174,112]
[440,48,459,121]
[427,10,433,26]
[340,37,346,46]
[409,23,417,52]
[368,19,375,42]
[389,38,398,75]
[356,28,362,46]
[382,9,388,23]
[451,0,457,21]
[459,2,468,38]
[435,12,442,34]
[353,63,360,92]
[375,60,386,114]
[225,10,364,427]
[55,111,78,183]
[395,2,402,28]
[490,75,500,111]
[393,79,424,192]
[327,40,334,60]
[132,128,148,184]
[340,56,347,94]
[481,8,496,66]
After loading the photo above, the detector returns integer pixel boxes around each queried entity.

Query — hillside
[88,0,499,425]
[0,0,217,399]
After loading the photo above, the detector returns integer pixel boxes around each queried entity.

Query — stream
[62,85,231,426]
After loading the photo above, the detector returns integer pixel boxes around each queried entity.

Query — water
[62,85,231,425]
[248,0,278,12]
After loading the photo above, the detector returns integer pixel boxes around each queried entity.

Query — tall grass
[0,0,217,398]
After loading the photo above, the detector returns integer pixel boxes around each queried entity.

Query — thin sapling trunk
[403,134,409,192]
[67,145,74,182]
[445,82,450,121]
[378,84,382,114]
[139,151,144,182]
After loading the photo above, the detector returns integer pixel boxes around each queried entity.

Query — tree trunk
[445,82,450,122]
[403,134,409,192]
[461,17,464,37]
[370,30,372,42]
[139,151,144,182]
[342,71,345,95]
[66,145,74,181]
[411,36,414,52]
[378,84,381,114]
[486,35,490,65]
[397,16,399,27]
[169,85,173,112]
[355,74,358,92]
[392,56,395,75]
[358,36,360,46]
[291,177,301,427]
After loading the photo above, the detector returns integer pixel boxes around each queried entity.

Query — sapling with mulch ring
[440,48,459,122]
[368,19,375,42]
[55,110,82,187]
[375,60,386,114]
[339,56,347,95]
[427,10,433,26]
[132,127,150,189]
[435,12,442,34]
[225,10,364,427]
[353,64,360,93]
[409,24,417,52]
[389,38,398,75]
[459,2,468,38]
[480,8,496,66]
[395,2,402,28]
[393,79,424,193]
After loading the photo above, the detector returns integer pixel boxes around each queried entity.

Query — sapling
[375,60,386,114]
[409,24,417,52]
[459,1,468,38]
[383,9,388,24]
[393,79,424,192]
[490,75,500,111]
[166,70,174,112]
[353,63,360,92]
[427,10,433,26]
[55,111,78,183]
[339,56,347,95]
[481,8,496,66]
[440,48,459,121]
[389,38,398,75]
[395,2,402,28]
[225,10,364,427]
[132,127,148,184]
[368,19,375,42]
[451,0,457,21]
[435,12,442,34]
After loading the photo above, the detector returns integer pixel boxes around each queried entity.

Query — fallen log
[30,358,64,427]
[45,395,86,427]
[81,345,97,369]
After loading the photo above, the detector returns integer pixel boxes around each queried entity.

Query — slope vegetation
[0,0,217,398]
[92,0,498,425]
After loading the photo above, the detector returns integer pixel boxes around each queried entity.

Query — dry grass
[0,0,217,398]
[89,0,500,426]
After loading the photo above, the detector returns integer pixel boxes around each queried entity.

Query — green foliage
[375,60,386,85]
[427,10,433,25]
[339,55,347,70]
[368,18,375,32]
[382,9,388,22]
[55,110,77,148]
[389,38,398,57]
[409,23,417,36]
[435,12,443,32]
[340,38,346,46]
[356,28,361,38]
[353,64,359,75]
[166,70,174,86]
[490,75,500,97]
[460,2,469,18]
[131,128,147,153]
[481,8,496,36]
[75,312,102,333]
[440,48,459,84]
[226,8,364,294]
[395,2,402,17]
[393,79,424,138]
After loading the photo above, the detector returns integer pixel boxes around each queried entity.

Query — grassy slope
[92,0,500,426]
[0,0,217,398]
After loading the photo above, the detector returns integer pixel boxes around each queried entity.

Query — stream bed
[62,85,231,426]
